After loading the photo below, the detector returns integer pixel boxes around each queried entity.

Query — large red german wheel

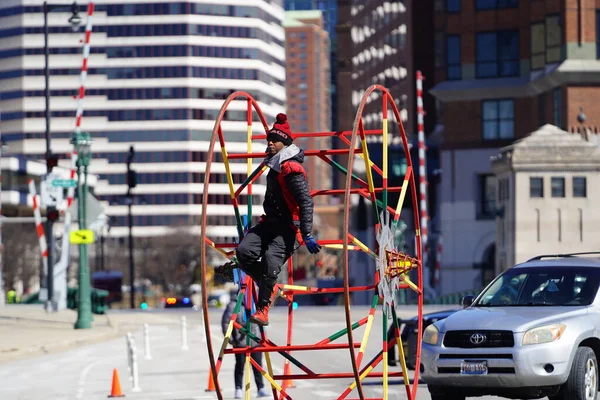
[200,85,423,400]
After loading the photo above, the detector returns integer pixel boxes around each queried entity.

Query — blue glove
[303,234,321,254]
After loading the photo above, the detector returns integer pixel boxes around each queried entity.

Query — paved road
[0,306,504,400]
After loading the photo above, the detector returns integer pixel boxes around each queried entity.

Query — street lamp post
[126,146,136,309]
[72,132,93,330]
[0,138,6,307]
[43,1,82,311]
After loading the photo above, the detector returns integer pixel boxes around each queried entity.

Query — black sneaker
[214,261,236,281]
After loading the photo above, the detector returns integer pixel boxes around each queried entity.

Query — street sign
[70,229,95,244]
[52,179,77,188]
[41,174,64,207]
[67,193,107,228]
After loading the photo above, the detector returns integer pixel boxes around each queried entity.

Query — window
[446,35,461,80]
[478,174,497,219]
[553,87,562,128]
[573,177,587,198]
[538,93,546,127]
[551,177,565,197]
[530,23,545,70]
[530,177,543,198]
[435,32,444,68]
[597,11,600,60]
[474,267,600,307]
[434,0,445,12]
[545,16,562,63]
[482,99,515,140]
[447,0,460,13]
[476,31,519,78]
[476,0,519,10]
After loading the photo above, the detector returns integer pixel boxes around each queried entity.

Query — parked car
[421,253,600,400]
[387,308,458,370]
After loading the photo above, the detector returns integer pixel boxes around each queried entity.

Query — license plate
[460,360,488,375]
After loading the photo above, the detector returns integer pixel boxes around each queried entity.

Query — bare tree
[3,223,40,295]
[143,225,199,294]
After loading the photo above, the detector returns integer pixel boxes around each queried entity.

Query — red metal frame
[199,86,423,400]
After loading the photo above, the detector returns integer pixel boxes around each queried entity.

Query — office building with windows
[430,0,600,294]
[336,0,437,210]
[0,0,286,240]
[285,0,337,127]
[283,10,331,205]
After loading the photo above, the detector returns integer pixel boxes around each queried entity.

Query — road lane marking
[75,359,102,399]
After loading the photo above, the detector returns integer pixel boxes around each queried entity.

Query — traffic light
[46,154,59,171]
[127,169,137,188]
[394,219,408,252]
[126,145,136,189]
[47,206,60,222]
[390,147,407,178]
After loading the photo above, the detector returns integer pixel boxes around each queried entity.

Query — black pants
[234,351,264,390]
[236,221,297,309]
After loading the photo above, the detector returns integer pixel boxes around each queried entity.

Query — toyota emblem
[470,333,487,345]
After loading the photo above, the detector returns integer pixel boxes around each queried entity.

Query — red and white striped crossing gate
[28,180,49,279]
[416,71,432,289]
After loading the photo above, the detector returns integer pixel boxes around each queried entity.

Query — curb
[0,328,121,364]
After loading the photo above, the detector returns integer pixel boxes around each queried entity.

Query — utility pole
[43,1,82,312]
[126,146,137,309]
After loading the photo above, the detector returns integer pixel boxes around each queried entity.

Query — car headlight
[522,323,566,346]
[423,324,439,345]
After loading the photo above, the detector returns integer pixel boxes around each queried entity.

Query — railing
[423,288,482,305]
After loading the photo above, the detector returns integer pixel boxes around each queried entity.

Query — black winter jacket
[262,150,314,236]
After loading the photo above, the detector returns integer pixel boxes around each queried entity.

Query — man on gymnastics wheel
[215,113,321,326]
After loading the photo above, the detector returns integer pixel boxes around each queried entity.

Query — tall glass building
[284,0,337,125]
[0,0,286,240]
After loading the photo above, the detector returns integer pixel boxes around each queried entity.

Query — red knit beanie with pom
[267,113,294,146]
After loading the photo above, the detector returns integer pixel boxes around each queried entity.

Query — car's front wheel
[428,385,465,400]
[550,346,598,400]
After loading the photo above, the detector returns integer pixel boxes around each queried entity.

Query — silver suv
[421,253,600,400]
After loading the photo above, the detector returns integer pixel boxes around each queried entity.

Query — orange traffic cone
[205,368,216,392]
[282,361,295,389]
[108,368,125,398]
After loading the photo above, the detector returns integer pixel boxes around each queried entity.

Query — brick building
[283,10,331,208]
[430,0,600,294]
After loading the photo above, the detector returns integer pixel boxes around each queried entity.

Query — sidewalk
[0,305,183,364]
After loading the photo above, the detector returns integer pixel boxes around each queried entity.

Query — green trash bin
[91,288,109,315]
[67,287,78,310]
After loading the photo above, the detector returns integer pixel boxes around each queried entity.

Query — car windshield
[473,266,600,307]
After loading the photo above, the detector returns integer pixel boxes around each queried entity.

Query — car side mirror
[461,295,475,309]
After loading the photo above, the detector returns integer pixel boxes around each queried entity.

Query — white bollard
[126,333,133,379]
[143,323,152,360]
[130,341,142,392]
[199,319,207,343]
[181,315,189,351]
[196,316,207,343]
